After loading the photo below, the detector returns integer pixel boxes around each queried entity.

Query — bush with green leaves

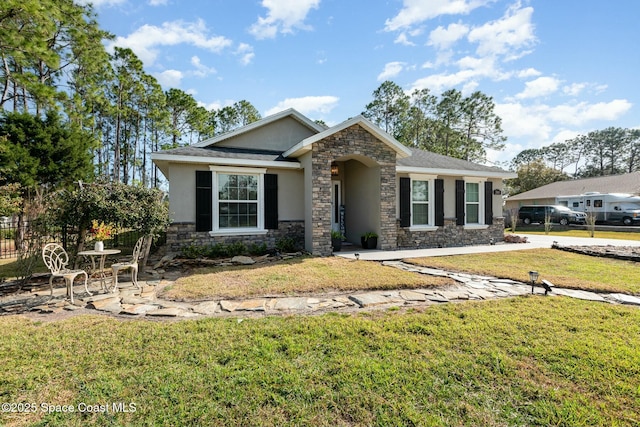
[48,180,170,250]
[275,237,298,253]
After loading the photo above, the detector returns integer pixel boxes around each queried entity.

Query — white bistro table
[77,248,121,292]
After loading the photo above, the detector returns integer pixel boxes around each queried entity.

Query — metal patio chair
[111,236,147,291]
[42,243,90,304]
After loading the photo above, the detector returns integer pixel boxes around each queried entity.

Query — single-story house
[151,109,516,256]
[504,171,640,213]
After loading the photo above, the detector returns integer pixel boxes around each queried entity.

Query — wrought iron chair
[111,236,146,291]
[42,243,90,304]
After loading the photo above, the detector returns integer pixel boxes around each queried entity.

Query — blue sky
[86,0,640,166]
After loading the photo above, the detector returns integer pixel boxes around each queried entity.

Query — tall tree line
[506,127,640,195]
[0,0,261,190]
[511,127,640,178]
[362,81,506,163]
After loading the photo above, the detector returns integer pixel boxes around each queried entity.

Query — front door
[331,180,341,232]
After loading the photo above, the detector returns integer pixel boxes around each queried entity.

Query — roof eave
[396,165,517,179]
[150,153,302,179]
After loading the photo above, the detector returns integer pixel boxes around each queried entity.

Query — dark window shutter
[399,177,411,227]
[195,171,212,232]
[484,181,493,225]
[455,180,465,226]
[264,174,278,229]
[435,179,444,226]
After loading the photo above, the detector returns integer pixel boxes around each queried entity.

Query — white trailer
[556,193,640,225]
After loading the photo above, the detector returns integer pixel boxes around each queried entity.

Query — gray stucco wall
[166,163,304,224]
[215,116,317,152]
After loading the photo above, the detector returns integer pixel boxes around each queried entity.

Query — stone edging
[552,243,640,262]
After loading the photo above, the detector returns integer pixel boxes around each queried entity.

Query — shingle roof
[397,147,511,174]
[157,145,298,163]
[507,171,640,200]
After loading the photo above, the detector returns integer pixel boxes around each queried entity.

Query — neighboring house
[151,109,515,256]
[505,171,640,213]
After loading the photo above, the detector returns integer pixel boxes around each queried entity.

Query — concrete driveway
[335,233,640,261]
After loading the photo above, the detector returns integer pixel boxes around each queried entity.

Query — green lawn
[160,257,452,300]
[407,248,640,295]
[509,228,640,241]
[1,297,639,426]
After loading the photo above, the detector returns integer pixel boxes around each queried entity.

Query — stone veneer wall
[310,124,397,256]
[396,217,505,249]
[166,220,305,253]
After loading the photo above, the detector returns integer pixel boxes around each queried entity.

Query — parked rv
[556,193,640,225]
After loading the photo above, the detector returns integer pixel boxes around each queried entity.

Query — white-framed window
[410,174,436,228]
[412,180,430,225]
[211,166,266,234]
[463,178,485,226]
[466,182,480,224]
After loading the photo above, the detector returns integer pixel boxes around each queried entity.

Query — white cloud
[235,43,255,66]
[495,99,633,144]
[410,55,507,93]
[384,0,490,32]
[110,19,232,66]
[198,99,235,112]
[378,62,406,81]
[148,0,168,5]
[265,96,339,116]
[562,83,587,97]
[190,56,217,77]
[461,80,479,94]
[517,68,541,78]
[154,69,183,88]
[551,129,581,144]
[410,70,477,93]
[549,99,632,126]
[467,3,536,60]
[515,76,561,99]
[249,0,321,39]
[428,22,469,50]
[394,33,416,46]
[495,102,553,141]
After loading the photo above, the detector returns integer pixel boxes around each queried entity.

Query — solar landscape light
[529,270,539,294]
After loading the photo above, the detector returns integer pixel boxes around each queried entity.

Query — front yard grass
[160,257,452,300]
[509,228,640,241]
[407,248,640,295]
[1,297,639,426]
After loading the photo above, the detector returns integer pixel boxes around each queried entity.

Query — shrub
[248,243,267,256]
[225,241,246,257]
[180,241,267,259]
[275,237,297,253]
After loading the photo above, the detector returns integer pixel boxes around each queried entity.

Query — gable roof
[151,108,515,179]
[507,171,640,201]
[193,108,326,148]
[397,148,516,178]
[283,115,412,159]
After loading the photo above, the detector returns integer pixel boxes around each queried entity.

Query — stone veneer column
[378,162,397,250]
[310,124,397,256]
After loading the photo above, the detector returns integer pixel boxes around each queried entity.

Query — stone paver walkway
[6,260,640,319]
